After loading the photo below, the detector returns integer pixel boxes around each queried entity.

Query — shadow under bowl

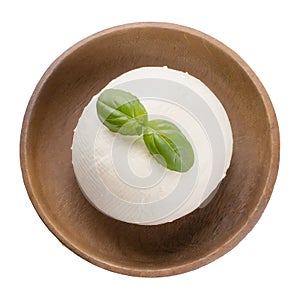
[20,22,279,277]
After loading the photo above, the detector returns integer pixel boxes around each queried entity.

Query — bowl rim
[20,22,280,277]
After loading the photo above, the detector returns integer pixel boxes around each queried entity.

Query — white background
[1,0,299,299]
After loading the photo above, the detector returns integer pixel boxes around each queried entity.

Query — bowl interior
[21,23,279,277]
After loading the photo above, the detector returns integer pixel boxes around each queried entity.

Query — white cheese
[72,67,233,225]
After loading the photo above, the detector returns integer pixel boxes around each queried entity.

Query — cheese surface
[72,67,233,225]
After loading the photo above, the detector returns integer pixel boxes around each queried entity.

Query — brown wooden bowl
[20,23,279,277]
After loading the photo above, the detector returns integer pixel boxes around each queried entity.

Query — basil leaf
[143,120,194,172]
[96,89,148,135]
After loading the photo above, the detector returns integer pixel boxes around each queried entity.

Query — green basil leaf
[96,89,148,135]
[143,119,194,172]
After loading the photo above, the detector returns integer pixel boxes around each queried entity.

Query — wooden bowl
[20,23,279,277]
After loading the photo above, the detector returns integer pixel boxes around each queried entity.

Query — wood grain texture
[20,23,280,277]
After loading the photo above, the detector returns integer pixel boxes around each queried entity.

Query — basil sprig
[96,89,194,172]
